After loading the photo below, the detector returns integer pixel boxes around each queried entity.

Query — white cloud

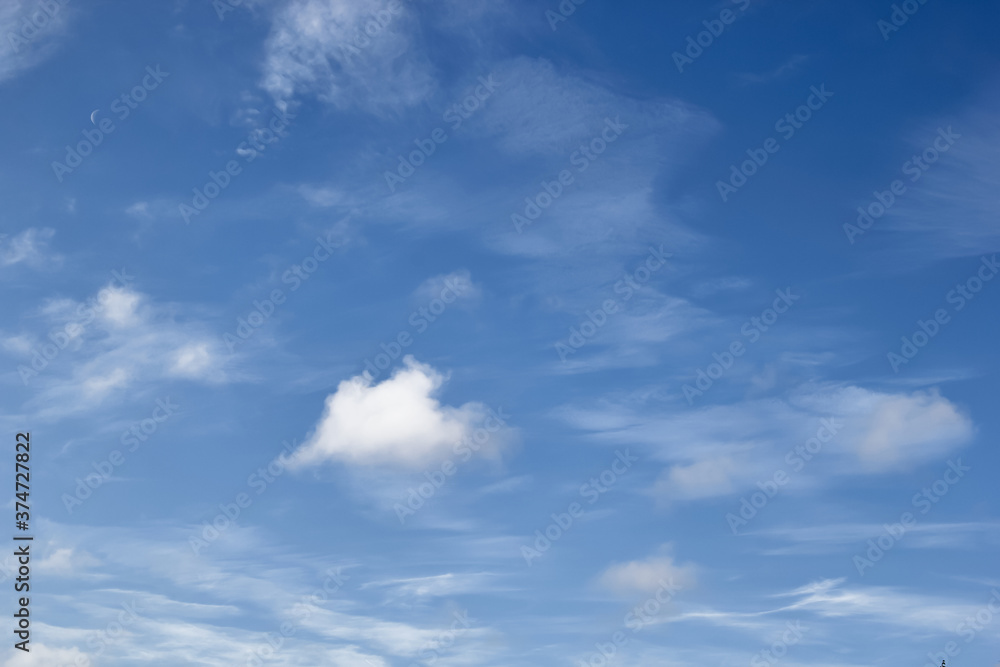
[0,643,88,667]
[654,456,739,501]
[298,184,352,207]
[124,201,150,218]
[562,384,975,504]
[169,342,214,379]
[100,286,143,327]
[666,578,989,642]
[260,0,435,115]
[35,547,101,576]
[0,1,73,85]
[413,269,482,305]
[478,58,713,157]
[799,386,975,472]
[290,356,504,468]
[598,550,697,596]
[853,389,973,471]
[0,334,33,355]
[18,520,499,666]
[0,227,58,268]
[753,521,1000,555]
[879,84,1000,261]
[80,367,131,401]
[365,572,497,600]
[10,283,230,419]
[778,578,983,633]
[554,291,714,375]
[467,58,717,268]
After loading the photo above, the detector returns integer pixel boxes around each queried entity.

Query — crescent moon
[90,109,99,124]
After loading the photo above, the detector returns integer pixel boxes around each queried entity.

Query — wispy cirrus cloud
[0,227,59,268]
[260,0,436,115]
[5,283,232,420]
[560,384,974,504]
[0,0,74,84]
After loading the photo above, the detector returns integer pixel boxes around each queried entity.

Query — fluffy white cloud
[260,0,435,115]
[598,550,697,595]
[290,356,504,468]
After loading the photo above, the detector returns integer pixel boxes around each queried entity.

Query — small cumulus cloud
[290,356,508,469]
[598,549,697,596]
[654,456,739,502]
[852,389,974,472]
[413,270,482,305]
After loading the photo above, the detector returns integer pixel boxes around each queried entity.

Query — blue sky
[1,0,999,665]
